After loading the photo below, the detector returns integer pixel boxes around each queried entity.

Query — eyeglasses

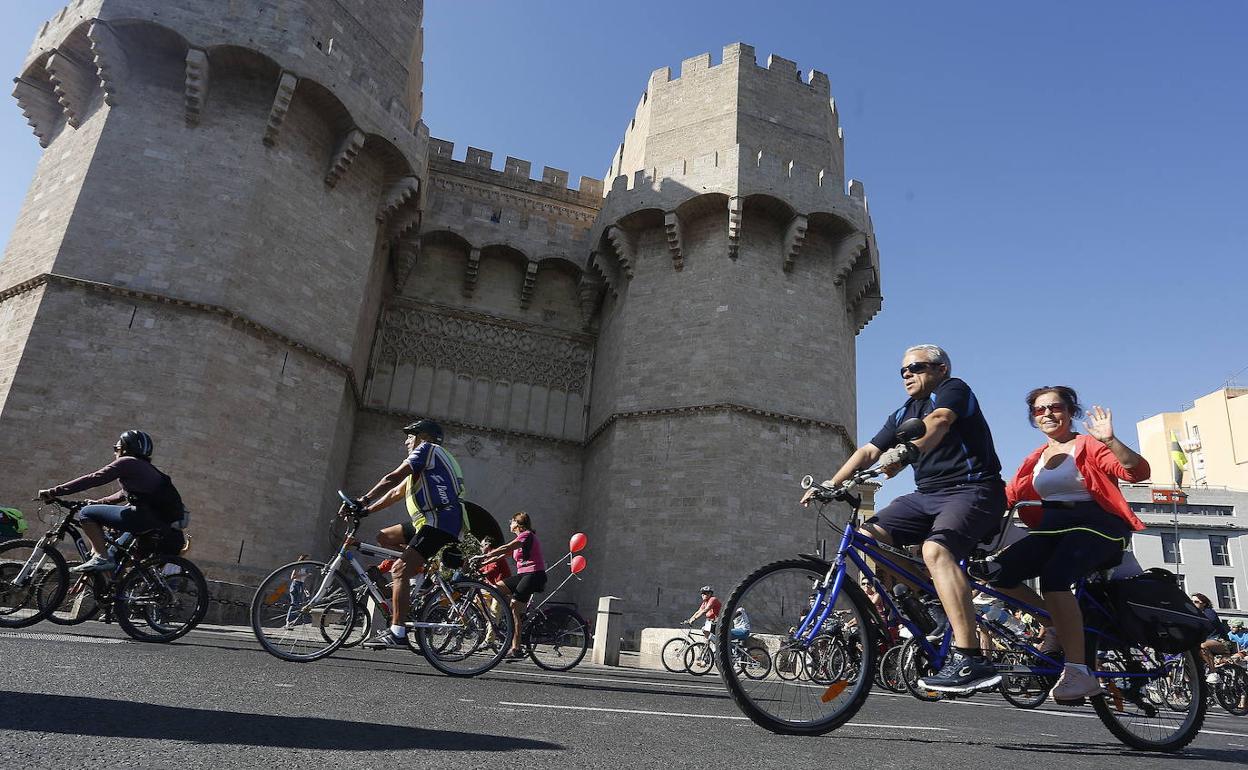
[899,362,938,377]
[113,445,123,452]
[1030,403,1067,416]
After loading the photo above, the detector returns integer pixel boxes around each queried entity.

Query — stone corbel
[605,225,634,278]
[325,128,365,187]
[519,260,539,308]
[388,205,420,242]
[377,176,420,222]
[12,76,61,147]
[262,71,298,146]
[577,272,605,328]
[87,22,128,106]
[391,237,420,290]
[46,49,93,128]
[183,48,209,126]
[727,196,743,259]
[782,215,809,272]
[463,247,482,297]
[664,212,683,271]
[831,231,867,285]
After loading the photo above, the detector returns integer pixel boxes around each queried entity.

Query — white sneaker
[1051,666,1102,702]
[69,554,116,573]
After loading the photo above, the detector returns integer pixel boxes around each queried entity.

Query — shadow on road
[0,691,562,752]
[828,735,1247,763]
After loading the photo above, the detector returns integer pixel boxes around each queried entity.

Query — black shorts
[504,571,547,603]
[867,480,1006,562]
[989,502,1129,592]
[406,524,458,560]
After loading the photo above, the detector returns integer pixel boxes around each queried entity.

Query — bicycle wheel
[900,637,944,702]
[526,606,590,672]
[717,558,877,735]
[1214,666,1248,716]
[417,579,512,677]
[251,560,355,662]
[997,650,1054,709]
[878,644,906,692]
[685,641,715,676]
[773,645,808,681]
[738,645,771,680]
[45,569,104,625]
[324,591,371,649]
[1090,636,1206,752]
[661,637,692,673]
[0,539,69,628]
[114,556,208,642]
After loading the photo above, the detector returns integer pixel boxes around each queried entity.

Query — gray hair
[905,344,952,375]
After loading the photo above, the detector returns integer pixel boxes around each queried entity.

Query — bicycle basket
[1107,568,1214,653]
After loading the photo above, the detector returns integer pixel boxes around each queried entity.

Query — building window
[1210,535,1231,567]
[1215,577,1238,610]
[1130,503,1233,516]
[1161,532,1182,564]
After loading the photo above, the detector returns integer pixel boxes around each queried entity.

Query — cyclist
[1192,592,1234,681]
[37,430,184,573]
[730,607,752,642]
[685,586,722,641]
[803,344,1006,693]
[345,419,467,649]
[1231,619,1248,656]
[478,512,546,658]
[986,387,1149,701]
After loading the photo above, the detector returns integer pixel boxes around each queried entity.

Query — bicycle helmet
[699,586,713,595]
[402,419,444,443]
[117,430,153,459]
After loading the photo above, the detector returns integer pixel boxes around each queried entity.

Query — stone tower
[578,45,881,626]
[0,0,428,577]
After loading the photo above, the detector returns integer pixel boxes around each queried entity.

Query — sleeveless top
[1032,452,1093,502]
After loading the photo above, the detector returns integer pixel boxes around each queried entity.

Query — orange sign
[1151,488,1188,504]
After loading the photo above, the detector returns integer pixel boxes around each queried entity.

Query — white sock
[390,624,406,638]
[1065,663,1090,675]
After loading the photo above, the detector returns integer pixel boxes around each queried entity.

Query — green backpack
[0,507,28,540]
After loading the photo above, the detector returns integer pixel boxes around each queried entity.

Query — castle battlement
[640,43,830,96]
[428,137,604,202]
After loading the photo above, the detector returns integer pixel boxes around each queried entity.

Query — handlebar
[800,467,883,504]
[38,497,88,512]
[337,490,366,518]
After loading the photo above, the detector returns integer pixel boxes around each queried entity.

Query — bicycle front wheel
[417,579,512,677]
[114,556,208,642]
[1214,666,1248,716]
[251,560,355,662]
[1090,636,1205,752]
[685,642,715,676]
[45,568,104,626]
[717,558,877,735]
[738,645,771,680]
[0,539,69,628]
[526,606,590,672]
[661,637,692,673]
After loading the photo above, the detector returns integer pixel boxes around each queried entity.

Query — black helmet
[402,419,444,443]
[117,430,153,459]
[699,586,713,595]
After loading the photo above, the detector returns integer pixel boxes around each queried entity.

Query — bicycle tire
[685,641,715,676]
[526,606,590,672]
[251,560,356,662]
[0,539,69,628]
[1214,666,1248,716]
[773,645,807,681]
[739,645,771,680]
[997,650,1054,710]
[1089,636,1206,752]
[717,558,878,735]
[45,567,104,626]
[661,637,692,673]
[900,637,944,702]
[417,578,512,677]
[877,644,906,692]
[114,556,208,642]
[326,591,371,649]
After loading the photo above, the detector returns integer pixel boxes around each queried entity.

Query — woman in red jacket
[988,386,1149,703]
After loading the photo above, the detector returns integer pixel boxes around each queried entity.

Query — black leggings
[990,503,1129,592]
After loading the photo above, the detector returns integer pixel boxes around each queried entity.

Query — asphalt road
[2,624,1247,769]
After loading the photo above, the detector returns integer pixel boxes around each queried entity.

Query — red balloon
[571,555,587,574]
[569,532,588,553]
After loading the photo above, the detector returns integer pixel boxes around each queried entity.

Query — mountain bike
[517,601,591,671]
[717,417,1206,752]
[0,498,207,641]
[251,491,513,677]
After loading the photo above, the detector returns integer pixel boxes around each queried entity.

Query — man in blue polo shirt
[803,344,1006,693]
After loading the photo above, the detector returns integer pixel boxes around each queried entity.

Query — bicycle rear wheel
[661,637,692,673]
[1214,665,1248,716]
[685,642,715,676]
[1090,636,1205,752]
[0,539,68,628]
[251,560,355,662]
[878,644,906,692]
[114,556,208,642]
[717,558,877,735]
[997,650,1054,709]
[526,606,590,672]
[899,637,944,702]
[737,645,771,680]
[417,579,512,677]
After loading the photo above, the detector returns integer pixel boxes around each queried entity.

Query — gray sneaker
[361,630,407,649]
[69,554,116,573]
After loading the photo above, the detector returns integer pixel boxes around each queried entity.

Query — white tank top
[1032,452,1093,502]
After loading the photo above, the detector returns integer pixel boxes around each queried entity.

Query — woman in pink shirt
[479,512,546,658]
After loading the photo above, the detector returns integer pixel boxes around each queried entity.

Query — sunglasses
[113,445,123,452]
[899,362,939,377]
[1030,403,1067,417]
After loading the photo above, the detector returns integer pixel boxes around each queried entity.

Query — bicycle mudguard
[798,553,832,570]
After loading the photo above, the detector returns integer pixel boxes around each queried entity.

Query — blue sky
[3,2,1245,506]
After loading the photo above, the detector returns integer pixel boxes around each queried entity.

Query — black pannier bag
[138,527,186,556]
[1107,568,1214,653]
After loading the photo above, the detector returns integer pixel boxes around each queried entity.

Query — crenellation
[648,66,672,88]
[721,42,756,65]
[183,48,209,126]
[680,53,711,76]
[324,128,366,187]
[807,69,829,94]
[45,48,94,129]
[579,177,604,198]
[765,53,800,79]
[12,76,61,148]
[262,71,298,146]
[429,137,453,157]
[542,167,568,187]
[465,146,493,168]
[87,22,127,107]
[504,156,531,179]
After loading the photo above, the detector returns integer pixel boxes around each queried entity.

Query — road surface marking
[0,631,126,644]
[499,702,948,730]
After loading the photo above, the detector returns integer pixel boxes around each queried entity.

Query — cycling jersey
[404,442,466,537]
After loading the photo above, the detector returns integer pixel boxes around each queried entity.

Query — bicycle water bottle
[893,584,937,634]
[982,601,1024,635]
